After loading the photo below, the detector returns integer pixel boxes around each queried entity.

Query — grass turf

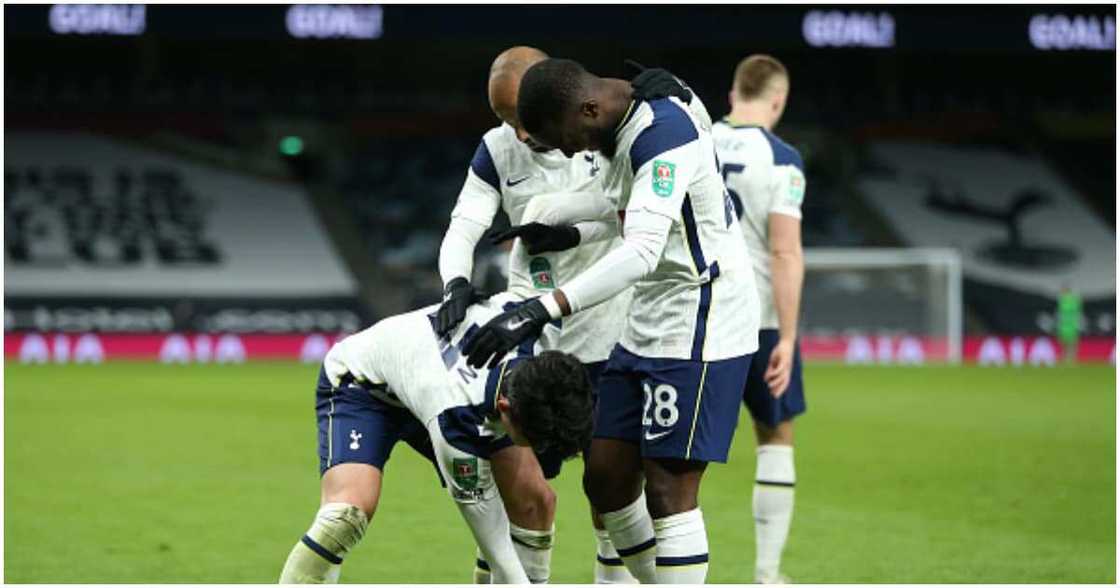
[4,362,1115,583]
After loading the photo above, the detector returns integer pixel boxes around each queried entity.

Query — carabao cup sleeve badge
[652,160,676,197]
[452,457,479,489]
[530,257,555,290]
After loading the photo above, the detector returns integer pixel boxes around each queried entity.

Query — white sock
[594,528,639,584]
[653,508,709,584]
[753,444,795,582]
[510,523,554,583]
[599,493,657,584]
[279,502,368,584]
[473,546,491,584]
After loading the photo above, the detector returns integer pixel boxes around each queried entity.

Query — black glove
[626,59,693,103]
[435,277,477,337]
[489,222,581,255]
[463,298,552,369]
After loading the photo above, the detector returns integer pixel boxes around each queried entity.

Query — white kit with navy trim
[449,123,629,364]
[323,293,541,429]
[712,120,806,330]
[597,96,760,361]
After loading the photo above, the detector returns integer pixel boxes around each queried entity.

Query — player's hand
[435,277,477,337]
[626,59,693,103]
[763,339,795,398]
[489,223,581,255]
[463,298,551,369]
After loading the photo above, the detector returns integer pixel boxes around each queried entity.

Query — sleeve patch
[629,99,699,173]
[651,160,676,197]
[787,172,805,205]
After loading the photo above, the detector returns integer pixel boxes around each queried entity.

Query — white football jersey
[602,96,760,361]
[449,123,630,363]
[323,293,553,429]
[712,120,806,330]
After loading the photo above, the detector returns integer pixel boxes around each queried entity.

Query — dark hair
[516,58,590,135]
[506,350,594,460]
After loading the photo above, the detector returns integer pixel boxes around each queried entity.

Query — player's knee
[583,439,644,512]
[643,477,689,518]
[583,461,639,513]
[643,460,703,518]
[321,487,378,519]
[539,483,558,520]
[582,461,608,506]
[321,463,381,518]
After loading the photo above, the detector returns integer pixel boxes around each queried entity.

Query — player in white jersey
[278,294,594,584]
[464,58,761,584]
[437,45,621,584]
[712,54,805,584]
[437,47,689,584]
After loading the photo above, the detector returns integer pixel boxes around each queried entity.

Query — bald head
[488,46,548,129]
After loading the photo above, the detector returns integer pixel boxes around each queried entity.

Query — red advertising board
[800,335,1114,365]
[3,332,1115,366]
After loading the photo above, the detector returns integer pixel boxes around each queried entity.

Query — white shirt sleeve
[574,219,619,244]
[769,164,806,219]
[519,190,615,226]
[520,189,619,246]
[553,140,700,314]
[439,169,501,286]
[427,421,529,584]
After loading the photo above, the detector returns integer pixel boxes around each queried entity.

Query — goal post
[802,248,963,364]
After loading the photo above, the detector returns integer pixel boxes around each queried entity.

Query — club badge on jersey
[585,153,601,177]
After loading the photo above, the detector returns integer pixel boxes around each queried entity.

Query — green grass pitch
[4,362,1115,583]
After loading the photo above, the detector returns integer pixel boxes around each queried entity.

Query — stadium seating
[857,140,1116,335]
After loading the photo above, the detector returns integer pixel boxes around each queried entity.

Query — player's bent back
[280,295,594,584]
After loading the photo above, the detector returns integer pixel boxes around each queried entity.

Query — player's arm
[763,165,807,396]
[436,141,503,336]
[529,189,619,246]
[455,491,528,584]
[428,425,529,583]
[464,138,700,369]
[490,190,620,254]
[546,140,699,317]
[572,219,619,245]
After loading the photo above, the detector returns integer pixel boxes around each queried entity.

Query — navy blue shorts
[594,345,751,463]
[743,330,807,428]
[315,367,436,476]
[532,360,606,479]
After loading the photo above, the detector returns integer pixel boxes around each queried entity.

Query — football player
[279,295,593,584]
[465,58,761,584]
[713,54,806,584]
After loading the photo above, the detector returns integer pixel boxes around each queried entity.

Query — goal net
[801,248,963,364]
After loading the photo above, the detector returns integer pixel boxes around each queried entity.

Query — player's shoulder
[633,97,698,128]
[713,120,801,169]
[478,124,522,165]
[624,97,701,171]
[471,124,521,188]
[758,127,803,171]
[480,123,517,151]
